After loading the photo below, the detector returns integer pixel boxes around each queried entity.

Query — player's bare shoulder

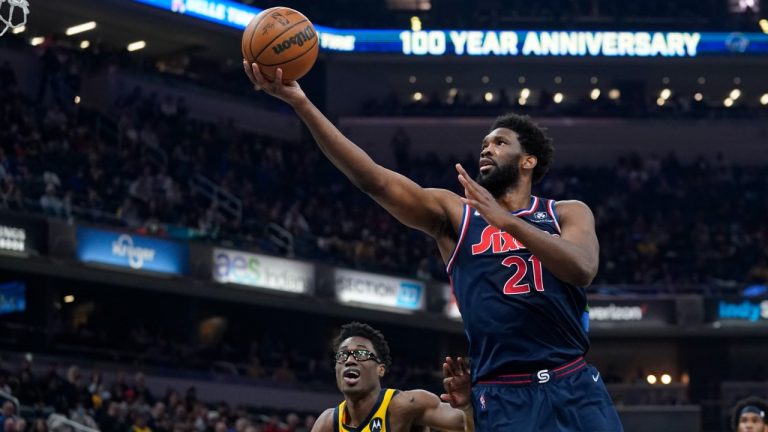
[426,188,465,229]
[310,408,335,432]
[553,200,595,224]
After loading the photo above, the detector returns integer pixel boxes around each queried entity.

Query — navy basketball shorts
[471,357,623,432]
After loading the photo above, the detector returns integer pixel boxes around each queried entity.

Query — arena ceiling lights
[65,21,96,36]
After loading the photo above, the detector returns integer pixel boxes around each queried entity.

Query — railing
[143,143,169,169]
[0,390,20,414]
[47,414,100,432]
[266,222,294,257]
[191,174,243,222]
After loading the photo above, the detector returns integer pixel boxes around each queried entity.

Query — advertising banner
[0,213,47,255]
[133,0,768,57]
[707,298,768,323]
[587,299,675,326]
[0,281,25,315]
[212,248,314,294]
[334,269,424,311]
[76,227,188,275]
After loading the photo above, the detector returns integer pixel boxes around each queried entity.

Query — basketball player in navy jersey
[310,322,474,432]
[244,63,623,431]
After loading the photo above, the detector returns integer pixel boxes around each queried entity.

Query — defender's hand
[440,356,472,409]
[243,61,307,107]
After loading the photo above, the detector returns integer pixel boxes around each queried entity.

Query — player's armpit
[364,169,463,237]
[310,408,334,432]
[400,389,468,432]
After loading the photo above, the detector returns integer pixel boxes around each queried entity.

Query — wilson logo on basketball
[271,26,317,55]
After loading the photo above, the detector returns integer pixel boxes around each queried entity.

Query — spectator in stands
[31,418,47,432]
[4,417,16,432]
[0,401,16,426]
[131,412,153,432]
[14,417,27,432]
[133,372,155,405]
[272,360,296,384]
[96,401,127,432]
[246,357,265,379]
[731,396,768,432]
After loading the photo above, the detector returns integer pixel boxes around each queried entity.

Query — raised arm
[398,390,473,432]
[244,63,462,237]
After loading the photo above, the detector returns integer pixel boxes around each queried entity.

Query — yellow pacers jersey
[333,388,398,432]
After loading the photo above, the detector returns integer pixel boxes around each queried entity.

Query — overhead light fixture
[694,92,703,101]
[12,25,25,34]
[63,295,75,304]
[127,40,146,52]
[660,88,672,100]
[723,98,734,107]
[410,16,422,32]
[760,93,768,106]
[729,89,741,100]
[590,88,600,100]
[760,19,768,34]
[553,93,564,104]
[80,40,90,49]
[646,374,657,385]
[520,88,530,99]
[656,98,665,107]
[412,91,423,102]
[608,89,621,100]
[484,92,494,102]
[65,21,97,36]
[30,36,44,46]
[661,374,672,385]
[518,97,527,106]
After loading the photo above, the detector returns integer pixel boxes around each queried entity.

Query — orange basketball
[242,7,319,83]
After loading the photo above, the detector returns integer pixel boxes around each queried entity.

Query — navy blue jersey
[447,196,590,382]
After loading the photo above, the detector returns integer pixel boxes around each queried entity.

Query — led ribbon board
[133,0,768,56]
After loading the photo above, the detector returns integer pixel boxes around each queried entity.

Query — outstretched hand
[242,61,307,106]
[440,356,472,409]
[455,163,511,229]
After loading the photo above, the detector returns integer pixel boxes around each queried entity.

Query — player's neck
[343,387,381,427]
[495,184,533,212]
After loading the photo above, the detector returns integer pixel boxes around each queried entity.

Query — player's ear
[522,155,537,170]
[378,364,385,378]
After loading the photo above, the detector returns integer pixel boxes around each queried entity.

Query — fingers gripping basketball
[241,7,319,82]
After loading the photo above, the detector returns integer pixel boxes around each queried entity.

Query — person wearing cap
[732,397,768,432]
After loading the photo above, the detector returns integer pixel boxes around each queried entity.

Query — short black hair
[731,396,768,431]
[333,322,392,374]
[490,113,554,184]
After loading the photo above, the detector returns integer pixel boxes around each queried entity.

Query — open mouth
[343,369,360,386]
[479,158,495,172]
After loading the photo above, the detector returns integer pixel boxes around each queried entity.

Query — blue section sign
[132,0,768,57]
[76,226,189,275]
[0,281,25,315]
[718,300,768,322]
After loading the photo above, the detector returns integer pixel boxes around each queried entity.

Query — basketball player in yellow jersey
[311,322,473,432]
